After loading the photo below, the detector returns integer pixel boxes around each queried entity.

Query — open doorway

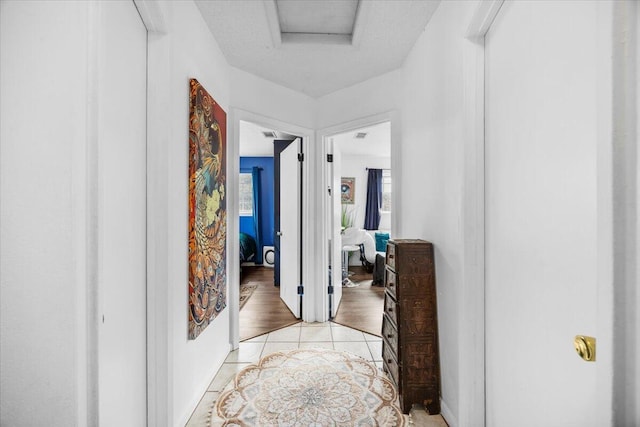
[238,120,302,340]
[327,121,391,336]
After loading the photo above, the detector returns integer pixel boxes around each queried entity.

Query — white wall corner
[351,0,373,48]
[440,399,459,427]
[263,0,282,48]
[465,0,504,40]
[134,0,168,34]
[146,10,172,426]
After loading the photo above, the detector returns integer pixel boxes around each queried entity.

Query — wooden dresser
[382,239,441,414]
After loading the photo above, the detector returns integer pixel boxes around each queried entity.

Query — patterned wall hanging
[188,78,227,339]
[341,177,355,204]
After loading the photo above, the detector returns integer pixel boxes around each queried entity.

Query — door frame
[228,109,314,349]
[316,111,399,323]
[462,1,631,425]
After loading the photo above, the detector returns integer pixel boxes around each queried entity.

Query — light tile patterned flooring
[186,322,447,427]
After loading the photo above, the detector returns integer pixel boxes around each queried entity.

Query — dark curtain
[364,169,382,230]
[252,167,263,264]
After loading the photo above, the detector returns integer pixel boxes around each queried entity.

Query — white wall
[339,155,390,265]
[0,2,90,425]
[316,70,401,130]
[314,4,478,424]
[152,4,320,423]
[397,2,478,425]
[151,2,232,425]
[339,155,391,230]
[231,67,316,131]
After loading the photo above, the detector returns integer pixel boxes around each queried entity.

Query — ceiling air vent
[355,132,368,139]
[262,131,276,138]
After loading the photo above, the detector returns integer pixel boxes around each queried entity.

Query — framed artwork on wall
[188,78,227,340]
[341,177,355,204]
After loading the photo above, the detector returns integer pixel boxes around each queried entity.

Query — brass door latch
[574,335,596,362]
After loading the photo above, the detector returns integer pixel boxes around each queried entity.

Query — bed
[239,232,257,264]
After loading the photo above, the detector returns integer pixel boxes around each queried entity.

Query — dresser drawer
[383,291,398,327]
[387,239,433,275]
[384,267,397,299]
[385,242,396,270]
[382,340,400,388]
[382,314,399,355]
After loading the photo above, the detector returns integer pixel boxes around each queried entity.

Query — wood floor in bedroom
[331,265,385,337]
[239,266,300,341]
[239,265,384,341]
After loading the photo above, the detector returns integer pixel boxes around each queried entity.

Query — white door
[98,1,147,425]
[485,2,611,426]
[330,138,343,317]
[279,139,301,317]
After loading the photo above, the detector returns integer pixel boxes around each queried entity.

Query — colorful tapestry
[188,79,227,340]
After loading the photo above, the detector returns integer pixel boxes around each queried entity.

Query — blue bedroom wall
[239,157,275,255]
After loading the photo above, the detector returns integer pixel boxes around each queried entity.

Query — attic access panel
[276,0,358,36]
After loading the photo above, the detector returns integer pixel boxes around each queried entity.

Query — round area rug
[212,348,405,426]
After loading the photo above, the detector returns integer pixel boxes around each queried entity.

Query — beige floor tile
[299,325,332,341]
[331,325,366,341]
[208,363,251,392]
[185,391,219,427]
[298,341,334,350]
[266,325,301,342]
[300,321,328,327]
[366,341,383,361]
[242,334,268,343]
[333,341,374,360]
[261,341,299,356]
[409,405,449,427]
[363,332,382,342]
[224,342,264,363]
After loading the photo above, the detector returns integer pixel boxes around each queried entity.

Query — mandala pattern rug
[239,284,257,311]
[212,348,405,426]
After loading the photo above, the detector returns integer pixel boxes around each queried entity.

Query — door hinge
[328,285,334,294]
[298,153,304,162]
[297,285,304,295]
[327,154,333,162]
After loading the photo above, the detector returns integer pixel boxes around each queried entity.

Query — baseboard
[440,399,458,427]
[179,343,232,426]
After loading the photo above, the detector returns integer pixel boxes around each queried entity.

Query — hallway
[3,1,638,426]
[186,322,447,427]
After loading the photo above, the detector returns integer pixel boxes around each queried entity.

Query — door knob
[276,231,283,236]
[574,335,596,362]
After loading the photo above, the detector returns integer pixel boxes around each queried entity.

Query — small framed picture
[341,177,355,204]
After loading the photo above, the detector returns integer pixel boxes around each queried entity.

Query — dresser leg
[424,398,441,415]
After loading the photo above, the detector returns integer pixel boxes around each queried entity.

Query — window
[239,172,253,216]
[381,169,392,212]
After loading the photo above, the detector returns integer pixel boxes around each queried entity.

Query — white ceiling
[195,0,440,98]
[333,121,390,158]
[239,120,299,157]
[239,120,389,158]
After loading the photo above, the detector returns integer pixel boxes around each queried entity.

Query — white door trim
[136,1,169,425]
[458,2,504,425]
[228,108,314,347]
[610,1,638,424]
[316,111,399,323]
